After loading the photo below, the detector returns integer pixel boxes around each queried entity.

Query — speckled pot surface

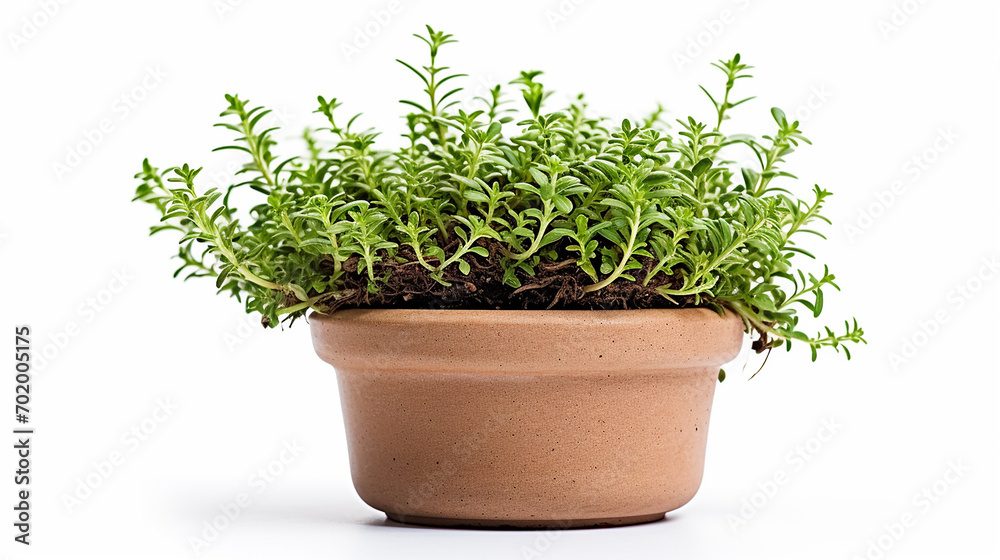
[311,308,743,528]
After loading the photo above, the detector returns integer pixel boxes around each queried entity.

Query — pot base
[385,512,666,529]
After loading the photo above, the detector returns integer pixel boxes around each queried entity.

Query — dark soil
[316,238,700,312]
[287,237,775,352]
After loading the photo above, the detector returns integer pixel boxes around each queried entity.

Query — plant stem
[241,118,276,188]
[503,201,555,261]
[276,290,354,315]
[583,212,640,293]
[440,235,480,271]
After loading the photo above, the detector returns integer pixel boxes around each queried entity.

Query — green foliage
[135,25,864,361]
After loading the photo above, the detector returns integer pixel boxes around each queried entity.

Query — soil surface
[286,237,774,352]
[319,238,700,312]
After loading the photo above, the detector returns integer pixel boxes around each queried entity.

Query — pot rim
[308,305,742,320]
[310,307,746,374]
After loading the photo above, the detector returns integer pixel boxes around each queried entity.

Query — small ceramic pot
[311,308,743,528]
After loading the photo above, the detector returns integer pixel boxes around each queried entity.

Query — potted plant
[135,26,864,528]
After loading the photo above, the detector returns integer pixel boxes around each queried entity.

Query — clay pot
[311,308,743,528]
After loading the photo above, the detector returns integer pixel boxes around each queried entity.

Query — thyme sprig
[135,25,864,361]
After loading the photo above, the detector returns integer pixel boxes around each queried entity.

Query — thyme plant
[135,26,864,362]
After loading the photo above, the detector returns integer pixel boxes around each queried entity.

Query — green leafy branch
[135,27,864,367]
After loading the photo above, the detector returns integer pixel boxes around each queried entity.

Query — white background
[2,0,999,559]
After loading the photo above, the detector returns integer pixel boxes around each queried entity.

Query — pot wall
[311,308,743,528]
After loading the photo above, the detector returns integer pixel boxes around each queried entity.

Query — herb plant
[135,26,864,362]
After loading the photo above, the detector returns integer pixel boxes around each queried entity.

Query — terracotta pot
[311,308,743,528]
